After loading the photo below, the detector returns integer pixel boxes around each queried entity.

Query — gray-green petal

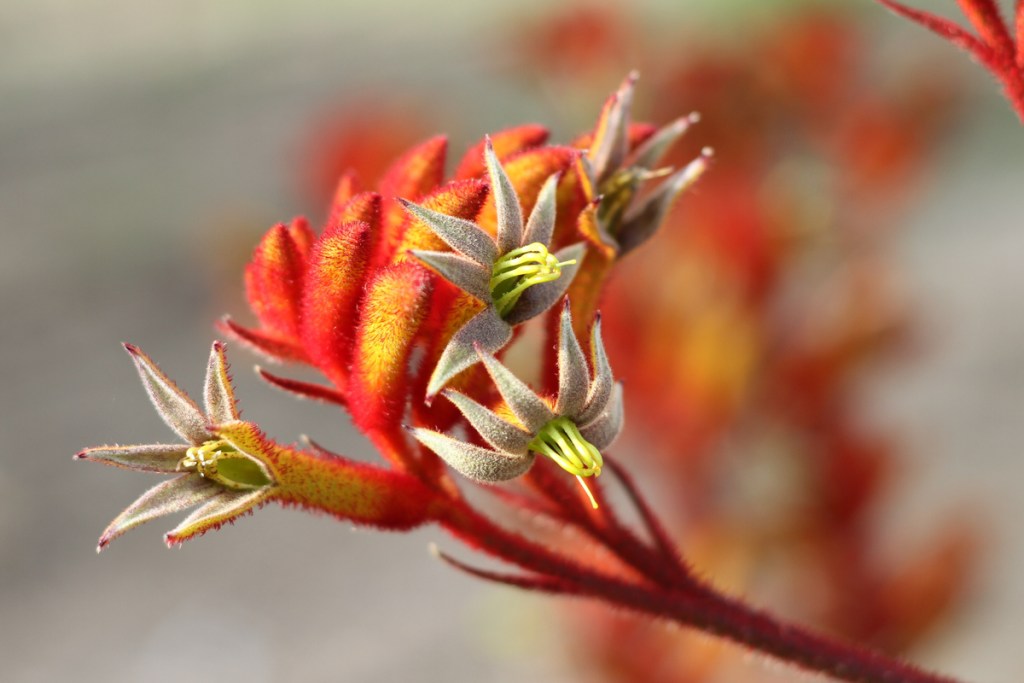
[555,304,589,417]
[522,173,559,247]
[426,305,513,400]
[204,341,239,425]
[165,488,268,544]
[477,350,554,434]
[579,382,624,450]
[76,443,188,473]
[98,474,221,550]
[627,113,699,171]
[412,428,535,483]
[443,390,533,455]
[486,139,524,255]
[125,344,208,445]
[577,315,614,427]
[617,151,710,256]
[411,250,492,302]
[399,199,498,267]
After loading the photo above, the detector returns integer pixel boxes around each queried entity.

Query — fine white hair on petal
[589,72,637,183]
[98,475,221,550]
[577,315,615,428]
[124,343,208,445]
[522,172,560,247]
[204,340,239,425]
[411,427,535,483]
[617,151,711,256]
[444,390,534,455]
[477,348,555,434]
[579,382,625,451]
[399,199,498,266]
[626,113,698,171]
[426,306,513,400]
[75,443,188,473]
[411,250,492,302]
[555,304,590,417]
[485,138,525,254]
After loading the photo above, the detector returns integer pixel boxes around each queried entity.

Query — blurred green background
[2,0,1023,681]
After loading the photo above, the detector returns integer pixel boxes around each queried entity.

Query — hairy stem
[437,490,964,683]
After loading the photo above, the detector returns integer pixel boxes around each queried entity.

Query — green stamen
[529,416,603,508]
[178,440,271,490]
[490,243,576,317]
[597,166,673,233]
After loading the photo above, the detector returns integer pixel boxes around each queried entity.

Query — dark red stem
[436,490,965,683]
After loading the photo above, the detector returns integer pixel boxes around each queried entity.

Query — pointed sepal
[426,306,513,400]
[477,347,555,433]
[411,250,492,302]
[124,343,208,445]
[97,475,221,551]
[579,382,624,450]
[204,341,239,424]
[399,199,498,267]
[485,137,525,254]
[577,314,615,427]
[555,302,590,416]
[443,390,534,454]
[75,443,187,473]
[164,489,270,547]
[395,179,490,258]
[617,148,712,256]
[411,427,535,483]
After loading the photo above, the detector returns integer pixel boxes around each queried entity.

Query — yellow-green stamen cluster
[529,416,604,508]
[179,440,271,490]
[597,167,672,233]
[490,243,576,317]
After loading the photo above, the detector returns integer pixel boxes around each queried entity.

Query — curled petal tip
[122,342,139,355]
[687,111,701,124]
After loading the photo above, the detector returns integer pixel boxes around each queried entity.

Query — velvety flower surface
[76,342,277,550]
[402,139,585,398]
[577,72,712,256]
[411,303,622,506]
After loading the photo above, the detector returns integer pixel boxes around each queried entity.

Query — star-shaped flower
[578,71,712,256]
[410,302,622,507]
[401,139,585,399]
[76,342,276,550]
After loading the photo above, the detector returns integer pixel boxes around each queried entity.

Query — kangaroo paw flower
[76,341,277,550]
[411,302,623,508]
[578,73,711,256]
[405,138,584,398]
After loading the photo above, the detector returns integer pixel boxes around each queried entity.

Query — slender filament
[490,243,576,317]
